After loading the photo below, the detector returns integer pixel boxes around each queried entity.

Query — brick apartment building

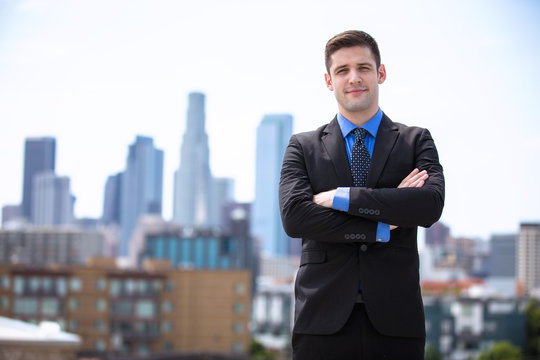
[0,258,251,358]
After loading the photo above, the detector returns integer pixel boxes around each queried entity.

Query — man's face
[325,46,386,119]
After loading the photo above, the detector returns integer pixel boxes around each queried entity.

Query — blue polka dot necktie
[351,128,370,187]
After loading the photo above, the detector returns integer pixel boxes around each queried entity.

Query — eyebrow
[333,62,373,73]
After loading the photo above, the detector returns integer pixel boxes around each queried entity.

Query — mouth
[346,88,367,95]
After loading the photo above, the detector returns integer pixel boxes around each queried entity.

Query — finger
[399,170,427,188]
[399,168,419,186]
[411,173,428,186]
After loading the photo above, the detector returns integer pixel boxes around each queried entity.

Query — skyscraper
[489,234,516,277]
[21,137,56,220]
[251,114,293,256]
[119,136,163,256]
[31,171,73,226]
[517,223,540,296]
[173,92,233,229]
[102,172,122,225]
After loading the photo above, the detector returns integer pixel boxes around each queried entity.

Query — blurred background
[0,0,539,359]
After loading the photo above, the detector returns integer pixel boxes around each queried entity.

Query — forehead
[329,45,376,69]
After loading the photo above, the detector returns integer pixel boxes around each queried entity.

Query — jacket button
[360,244,368,252]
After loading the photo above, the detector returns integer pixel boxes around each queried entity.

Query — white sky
[1,0,539,240]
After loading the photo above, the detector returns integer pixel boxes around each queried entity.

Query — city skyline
[1,0,539,240]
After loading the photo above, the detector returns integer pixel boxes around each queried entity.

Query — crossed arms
[278,128,445,243]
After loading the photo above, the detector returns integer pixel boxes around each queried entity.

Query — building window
[1,275,10,289]
[29,277,39,293]
[484,321,497,332]
[232,342,244,353]
[0,296,9,310]
[41,298,61,316]
[96,278,107,291]
[112,300,132,316]
[153,279,163,293]
[95,320,106,332]
[162,301,173,313]
[94,339,106,351]
[461,304,473,317]
[233,302,244,314]
[137,280,148,294]
[136,300,156,318]
[96,298,107,312]
[166,281,174,292]
[70,277,82,292]
[14,276,23,294]
[42,277,53,294]
[163,342,173,352]
[56,278,67,296]
[69,298,78,311]
[137,342,150,356]
[125,279,135,294]
[234,282,245,295]
[233,322,244,334]
[109,279,120,296]
[69,320,78,330]
[14,297,38,315]
[161,321,172,333]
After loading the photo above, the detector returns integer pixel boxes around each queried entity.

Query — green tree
[526,299,540,357]
[249,338,277,360]
[425,345,443,360]
[476,341,521,360]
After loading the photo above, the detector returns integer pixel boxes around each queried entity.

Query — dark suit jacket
[279,113,444,338]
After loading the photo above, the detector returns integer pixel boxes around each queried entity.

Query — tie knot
[353,128,368,141]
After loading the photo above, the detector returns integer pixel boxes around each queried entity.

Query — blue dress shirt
[332,108,390,242]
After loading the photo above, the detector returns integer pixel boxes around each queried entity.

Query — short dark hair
[325,30,381,74]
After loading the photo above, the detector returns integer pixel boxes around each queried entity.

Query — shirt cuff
[332,187,350,212]
[376,223,390,242]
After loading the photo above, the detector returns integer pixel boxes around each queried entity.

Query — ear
[378,64,387,84]
[324,73,334,91]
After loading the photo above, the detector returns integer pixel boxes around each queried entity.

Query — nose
[348,69,362,84]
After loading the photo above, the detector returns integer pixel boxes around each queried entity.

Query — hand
[390,168,429,230]
[397,168,428,189]
[313,189,337,208]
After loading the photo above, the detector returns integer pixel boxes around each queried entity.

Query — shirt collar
[337,108,383,139]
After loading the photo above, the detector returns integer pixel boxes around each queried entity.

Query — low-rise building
[424,296,529,360]
[0,258,251,358]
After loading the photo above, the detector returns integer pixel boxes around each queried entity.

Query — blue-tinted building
[21,137,56,221]
[119,136,163,256]
[252,114,294,257]
[102,172,122,225]
[141,231,250,270]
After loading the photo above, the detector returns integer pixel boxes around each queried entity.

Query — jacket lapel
[321,117,354,186]
[367,114,399,187]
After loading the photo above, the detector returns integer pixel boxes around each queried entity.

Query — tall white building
[517,223,540,298]
[251,114,293,256]
[173,92,233,229]
[31,171,73,226]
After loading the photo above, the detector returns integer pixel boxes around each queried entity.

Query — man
[279,30,444,359]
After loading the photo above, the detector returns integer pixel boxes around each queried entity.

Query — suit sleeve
[348,128,445,228]
[279,135,378,243]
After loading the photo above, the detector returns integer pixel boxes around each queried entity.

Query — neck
[340,107,379,127]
